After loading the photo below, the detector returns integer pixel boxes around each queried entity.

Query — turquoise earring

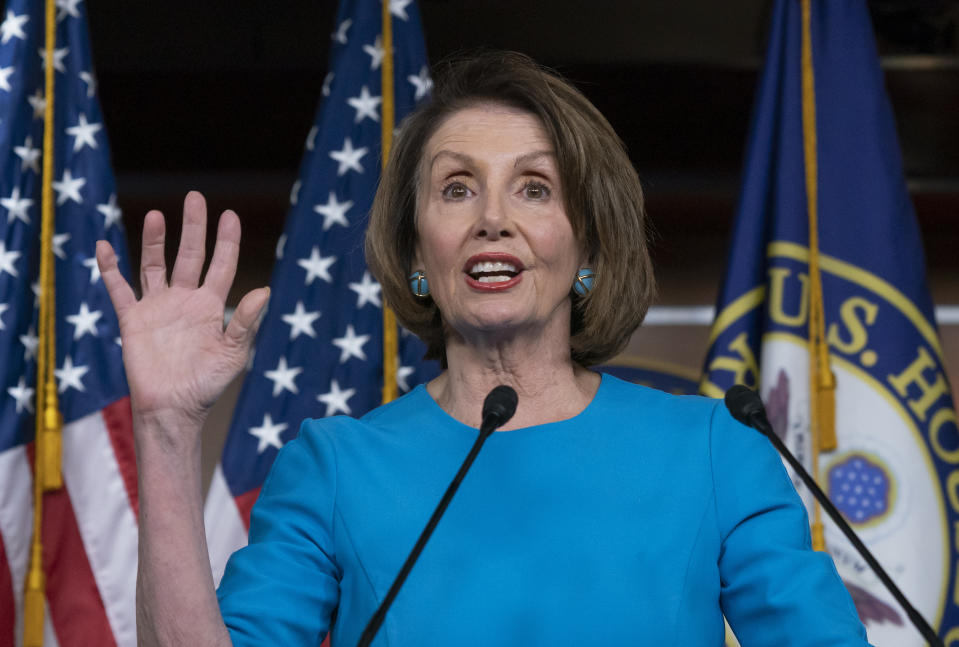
[409,270,430,298]
[573,268,595,296]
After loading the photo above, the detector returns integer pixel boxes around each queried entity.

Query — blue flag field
[204,0,438,591]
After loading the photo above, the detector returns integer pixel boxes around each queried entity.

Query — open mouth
[463,254,525,290]
[467,261,521,284]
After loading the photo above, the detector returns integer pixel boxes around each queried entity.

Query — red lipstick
[463,252,525,292]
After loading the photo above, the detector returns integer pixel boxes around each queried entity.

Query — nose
[473,194,513,241]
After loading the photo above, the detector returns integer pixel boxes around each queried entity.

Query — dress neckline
[410,371,609,435]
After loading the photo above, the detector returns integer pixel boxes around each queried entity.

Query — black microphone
[357,386,518,647]
[724,385,944,647]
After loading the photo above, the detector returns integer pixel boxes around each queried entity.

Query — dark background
[82,0,959,311]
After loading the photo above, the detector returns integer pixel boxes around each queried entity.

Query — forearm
[135,408,232,647]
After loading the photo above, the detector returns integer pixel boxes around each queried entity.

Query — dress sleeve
[709,400,872,646]
[216,420,340,646]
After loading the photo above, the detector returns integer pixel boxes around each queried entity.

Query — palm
[97,192,268,421]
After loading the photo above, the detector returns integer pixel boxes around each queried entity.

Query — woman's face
[414,104,585,345]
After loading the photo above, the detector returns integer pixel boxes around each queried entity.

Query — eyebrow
[428,149,556,172]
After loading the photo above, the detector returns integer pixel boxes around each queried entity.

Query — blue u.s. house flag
[204,0,438,592]
[701,1,957,645]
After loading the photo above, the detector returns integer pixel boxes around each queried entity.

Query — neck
[427,318,600,430]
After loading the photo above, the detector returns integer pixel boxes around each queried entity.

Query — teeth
[478,275,512,283]
[470,261,517,273]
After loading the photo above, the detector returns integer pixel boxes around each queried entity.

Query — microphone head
[724,384,766,427]
[481,385,518,432]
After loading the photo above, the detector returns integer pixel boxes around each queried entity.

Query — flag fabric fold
[204,0,437,592]
[702,1,958,645]
[0,0,136,645]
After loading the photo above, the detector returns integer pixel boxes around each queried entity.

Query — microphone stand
[356,386,517,647]
[725,386,944,647]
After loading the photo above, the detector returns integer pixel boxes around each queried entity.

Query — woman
[97,52,870,646]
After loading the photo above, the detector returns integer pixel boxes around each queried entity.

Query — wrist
[133,405,206,457]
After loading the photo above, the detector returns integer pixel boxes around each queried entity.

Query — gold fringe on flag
[25,0,64,643]
[380,0,399,404]
[800,0,835,553]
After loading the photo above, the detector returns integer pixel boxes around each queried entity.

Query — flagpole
[800,0,834,553]
[381,0,399,404]
[24,0,66,642]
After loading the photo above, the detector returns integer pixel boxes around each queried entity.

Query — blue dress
[217,373,870,646]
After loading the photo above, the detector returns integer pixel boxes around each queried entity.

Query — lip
[463,252,525,292]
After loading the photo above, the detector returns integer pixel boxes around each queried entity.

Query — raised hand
[96,191,269,426]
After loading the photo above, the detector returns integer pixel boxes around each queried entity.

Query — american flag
[0,0,136,645]
[204,0,438,592]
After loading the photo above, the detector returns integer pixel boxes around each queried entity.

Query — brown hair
[366,50,654,366]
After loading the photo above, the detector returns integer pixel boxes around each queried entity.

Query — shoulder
[289,384,440,459]
[597,372,726,430]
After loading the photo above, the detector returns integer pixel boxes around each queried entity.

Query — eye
[442,181,472,200]
[522,180,551,200]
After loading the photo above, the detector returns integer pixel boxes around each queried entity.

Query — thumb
[225,287,270,349]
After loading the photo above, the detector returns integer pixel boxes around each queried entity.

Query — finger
[96,240,137,318]
[170,191,208,289]
[140,210,168,295]
[224,287,270,348]
[203,209,241,302]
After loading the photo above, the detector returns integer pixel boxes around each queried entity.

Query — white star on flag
[39,46,69,73]
[297,246,336,285]
[66,302,102,339]
[0,66,14,92]
[0,10,28,44]
[52,168,86,205]
[363,36,385,70]
[97,193,122,228]
[348,271,381,308]
[0,302,7,329]
[65,113,102,151]
[28,89,45,118]
[275,234,286,260]
[313,192,353,230]
[329,137,368,176]
[14,135,40,173]
[52,232,70,259]
[55,356,89,393]
[390,0,412,20]
[397,365,415,392]
[82,256,100,283]
[55,0,82,21]
[248,413,287,453]
[7,376,34,414]
[264,356,303,397]
[79,70,96,97]
[332,324,370,363]
[332,18,352,44]
[289,180,301,206]
[408,66,432,101]
[322,71,334,97]
[317,379,356,417]
[347,86,382,123]
[0,241,21,277]
[2,186,33,225]
[20,326,38,361]
[306,125,318,151]
[281,301,321,340]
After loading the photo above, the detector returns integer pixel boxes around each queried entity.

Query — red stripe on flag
[26,444,118,647]
[234,487,261,531]
[101,397,138,519]
[0,530,14,647]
